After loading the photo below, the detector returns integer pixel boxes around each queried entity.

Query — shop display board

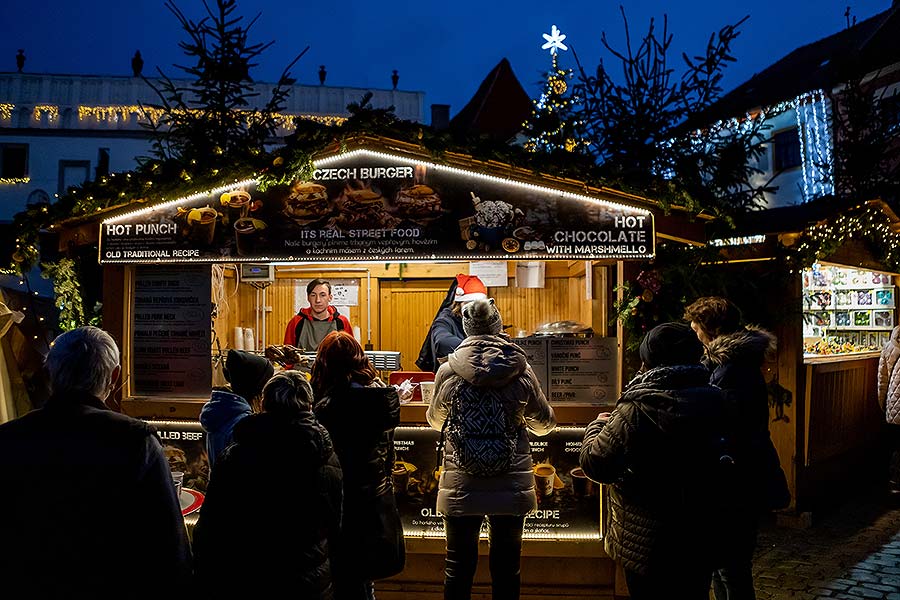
[145,420,209,494]
[513,337,618,406]
[99,149,654,263]
[392,426,600,540]
[132,265,212,397]
[802,265,895,354]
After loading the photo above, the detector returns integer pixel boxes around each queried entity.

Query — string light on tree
[523,25,588,154]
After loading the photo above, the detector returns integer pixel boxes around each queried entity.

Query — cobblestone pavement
[753,489,900,599]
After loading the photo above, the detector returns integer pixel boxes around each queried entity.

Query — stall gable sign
[100,149,655,263]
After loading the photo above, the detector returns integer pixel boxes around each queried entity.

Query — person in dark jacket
[580,322,740,600]
[193,371,342,599]
[312,331,405,600]
[199,349,274,470]
[427,298,556,600]
[426,274,488,372]
[685,297,788,600]
[0,326,192,598]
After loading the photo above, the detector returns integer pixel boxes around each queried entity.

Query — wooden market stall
[56,136,706,598]
[709,199,900,517]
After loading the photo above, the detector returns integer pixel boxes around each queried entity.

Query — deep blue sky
[0,0,892,117]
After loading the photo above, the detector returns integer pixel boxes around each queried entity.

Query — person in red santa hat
[421,274,488,372]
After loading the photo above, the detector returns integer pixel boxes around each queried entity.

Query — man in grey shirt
[283,278,354,351]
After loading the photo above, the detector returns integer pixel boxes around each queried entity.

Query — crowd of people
[0,289,799,599]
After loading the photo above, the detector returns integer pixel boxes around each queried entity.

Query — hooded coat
[705,326,777,434]
[314,382,405,581]
[705,326,789,511]
[579,365,737,576]
[199,388,252,470]
[192,411,342,599]
[878,326,900,424]
[427,335,556,516]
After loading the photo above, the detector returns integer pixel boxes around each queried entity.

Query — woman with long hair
[312,331,405,600]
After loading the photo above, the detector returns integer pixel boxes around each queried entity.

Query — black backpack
[294,309,345,343]
[440,378,521,477]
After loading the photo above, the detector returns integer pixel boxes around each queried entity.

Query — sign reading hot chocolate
[392,426,600,540]
[99,149,654,263]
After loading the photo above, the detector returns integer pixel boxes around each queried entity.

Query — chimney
[431,104,450,130]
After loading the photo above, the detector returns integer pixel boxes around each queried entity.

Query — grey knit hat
[462,298,503,336]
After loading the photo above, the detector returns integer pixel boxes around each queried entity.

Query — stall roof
[52,135,711,250]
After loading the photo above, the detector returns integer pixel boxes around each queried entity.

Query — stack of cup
[171,471,184,500]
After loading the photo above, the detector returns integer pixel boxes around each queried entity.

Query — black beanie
[639,322,704,368]
[224,349,274,402]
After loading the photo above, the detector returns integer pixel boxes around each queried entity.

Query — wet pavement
[753,488,900,599]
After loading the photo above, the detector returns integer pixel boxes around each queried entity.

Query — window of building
[773,127,802,172]
[96,148,110,179]
[58,160,90,197]
[882,92,900,134]
[0,144,28,178]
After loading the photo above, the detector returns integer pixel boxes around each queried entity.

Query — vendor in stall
[416,274,487,373]
[283,279,354,351]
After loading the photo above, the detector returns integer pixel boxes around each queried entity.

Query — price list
[132,265,211,397]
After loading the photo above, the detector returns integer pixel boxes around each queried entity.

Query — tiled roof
[450,58,533,141]
[699,5,900,122]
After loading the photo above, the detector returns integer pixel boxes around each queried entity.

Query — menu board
[512,337,550,397]
[548,338,617,406]
[132,265,212,397]
[145,420,210,493]
[99,149,654,263]
[392,426,599,540]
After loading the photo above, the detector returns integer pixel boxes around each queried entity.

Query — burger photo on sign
[332,184,399,229]
[284,182,333,224]
[391,184,444,222]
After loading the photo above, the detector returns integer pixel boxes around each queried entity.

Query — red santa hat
[455,274,488,302]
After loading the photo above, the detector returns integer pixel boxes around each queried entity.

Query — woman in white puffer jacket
[877,325,900,490]
[878,326,900,424]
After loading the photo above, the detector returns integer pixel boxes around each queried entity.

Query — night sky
[0,0,892,117]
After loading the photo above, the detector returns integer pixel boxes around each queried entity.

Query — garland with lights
[791,205,900,272]
[40,259,85,332]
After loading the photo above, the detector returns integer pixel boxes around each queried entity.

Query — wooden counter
[799,353,884,510]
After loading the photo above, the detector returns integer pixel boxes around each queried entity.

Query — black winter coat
[706,326,790,512]
[579,365,739,576]
[0,392,192,598]
[315,383,405,581]
[192,411,342,599]
[429,307,465,372]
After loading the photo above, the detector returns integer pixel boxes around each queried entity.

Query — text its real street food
[393,184,443,220]
[285,182,331,223]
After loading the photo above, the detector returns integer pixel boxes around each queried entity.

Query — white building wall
[0,73,426,220]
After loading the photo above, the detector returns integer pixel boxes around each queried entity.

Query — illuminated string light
[0,103,13,120]
[32,104,58,123]
[0,177,30,185]
[99,148,656,264]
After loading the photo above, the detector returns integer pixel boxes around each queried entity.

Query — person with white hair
[0,326,192,597]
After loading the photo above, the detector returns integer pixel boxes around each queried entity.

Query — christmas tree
[522,25,586,154]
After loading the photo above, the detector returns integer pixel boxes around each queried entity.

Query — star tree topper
[541,25,568,55]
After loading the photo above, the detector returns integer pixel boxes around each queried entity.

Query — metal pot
[532,320,594,338]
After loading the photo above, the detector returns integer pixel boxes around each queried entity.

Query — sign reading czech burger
[99,149,655,263]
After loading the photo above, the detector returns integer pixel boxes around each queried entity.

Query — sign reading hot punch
[98,149,655,263]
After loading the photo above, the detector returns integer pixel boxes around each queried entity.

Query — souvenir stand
[708,199,900,516]
[55,136,707,598]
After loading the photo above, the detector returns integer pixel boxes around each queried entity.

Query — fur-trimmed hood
[705,326,776,368]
